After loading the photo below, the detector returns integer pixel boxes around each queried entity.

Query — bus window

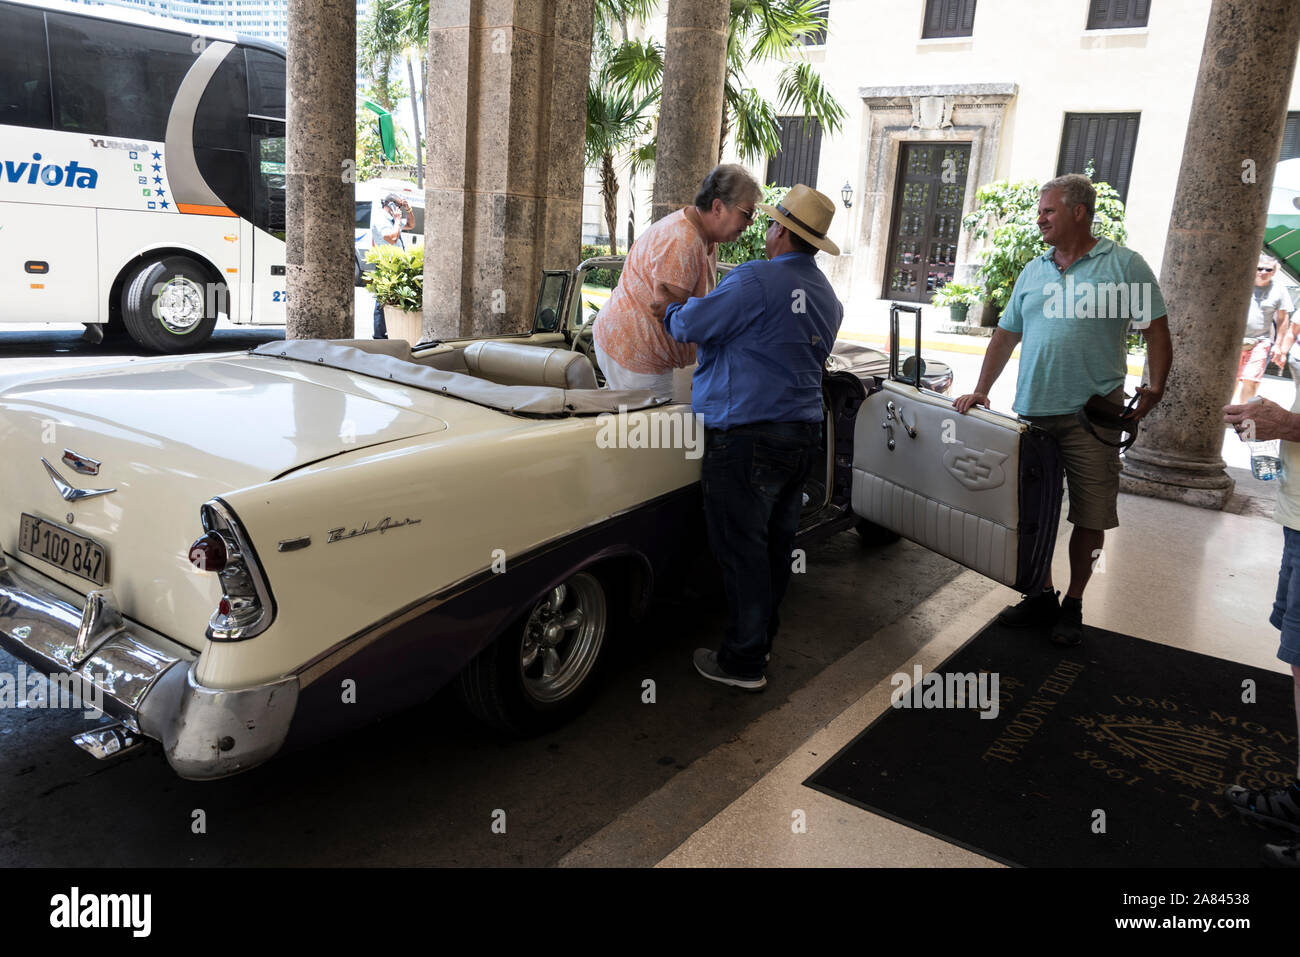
[252,120,286,238]
[0,3,52,130]
[355,202,372,230]
[47,13,197,140]
[245,48,285,119]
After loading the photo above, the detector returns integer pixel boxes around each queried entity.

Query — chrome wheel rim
[518,572,605,704]
[153,276,206,333]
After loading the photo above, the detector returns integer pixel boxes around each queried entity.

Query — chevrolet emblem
[62,449,101,475]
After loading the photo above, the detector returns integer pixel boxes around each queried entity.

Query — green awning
[1264,221,1300,283]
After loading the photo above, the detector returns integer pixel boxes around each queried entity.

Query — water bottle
[1249,439,1284,481]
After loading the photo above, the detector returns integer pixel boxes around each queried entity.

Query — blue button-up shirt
[663,252,844,430]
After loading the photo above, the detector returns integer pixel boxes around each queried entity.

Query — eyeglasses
[735,206,757,224]
[1258,267,1276,273]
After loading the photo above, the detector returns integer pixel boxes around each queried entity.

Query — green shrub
[961,165,1128,313]
[579,243,622,288]
[364,243,423,312]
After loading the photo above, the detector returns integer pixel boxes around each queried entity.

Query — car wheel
[855,518,901,547]
[459,571,609,734]
[121,256,219,353]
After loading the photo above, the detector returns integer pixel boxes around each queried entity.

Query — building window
[921,0,976,39]
[765,116,823,189]
[802,2,829,46]
[1281,111,1300,162]
[1056,112,1141,204]
[1085,0,1151,30]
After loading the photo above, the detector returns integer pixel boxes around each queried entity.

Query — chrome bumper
[0,555,298,780]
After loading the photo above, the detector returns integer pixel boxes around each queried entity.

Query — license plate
[18,513,108,587]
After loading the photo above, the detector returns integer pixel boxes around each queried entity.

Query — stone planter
[977,301,1001,328]
[383,304,423,344]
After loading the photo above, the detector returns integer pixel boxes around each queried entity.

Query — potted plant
[364,243,424,343]
[930,281,982,324]
[961,165,1128,326]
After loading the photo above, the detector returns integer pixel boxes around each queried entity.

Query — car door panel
[852,377,1063,592]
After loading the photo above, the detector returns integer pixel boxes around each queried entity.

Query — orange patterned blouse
[592,208,717,375]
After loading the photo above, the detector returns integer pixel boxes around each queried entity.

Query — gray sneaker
[693,648,766,691]
[1263,838,1300,867]
[1225,782,1300,833]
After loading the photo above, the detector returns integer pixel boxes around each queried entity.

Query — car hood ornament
[41,458,116,502]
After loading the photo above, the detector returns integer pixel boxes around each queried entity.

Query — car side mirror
[901,355,926,382]
[537,307,558,332]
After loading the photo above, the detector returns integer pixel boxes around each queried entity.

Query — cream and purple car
[0,257,1060,779]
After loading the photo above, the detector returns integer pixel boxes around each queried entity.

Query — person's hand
[1272,346,1289,367]
[953,392,990,414]
[1127,384,1164,421]
[1224,397,1291,442]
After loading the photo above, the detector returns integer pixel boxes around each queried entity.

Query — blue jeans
[1270,527,1300,665]
[701,420,821,678]
[373,296,387,338]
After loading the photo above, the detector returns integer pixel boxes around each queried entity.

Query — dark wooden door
[883,143,971,303]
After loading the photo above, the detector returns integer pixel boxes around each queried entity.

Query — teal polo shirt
[998,237,1166,417]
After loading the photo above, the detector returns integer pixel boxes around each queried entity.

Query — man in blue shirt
[955,174,1172,646]
[660,184,845,690]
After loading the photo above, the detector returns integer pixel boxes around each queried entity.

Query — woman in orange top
[593,164,761,399]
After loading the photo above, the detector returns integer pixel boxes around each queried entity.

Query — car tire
[459,570,610,734]
[121,256,219,353]
[855,518,902,547]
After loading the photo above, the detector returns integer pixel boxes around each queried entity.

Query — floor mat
[805,618,1299,866]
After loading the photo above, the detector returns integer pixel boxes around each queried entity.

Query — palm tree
[720,0,844,164]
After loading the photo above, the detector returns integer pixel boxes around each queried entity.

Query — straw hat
[758,184,840,256]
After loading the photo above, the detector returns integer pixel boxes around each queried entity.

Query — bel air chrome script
[326,516,422,544]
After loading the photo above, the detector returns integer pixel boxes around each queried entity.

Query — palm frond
[604,39,664,98]
[776,61,846,135]
[726,85,782,163]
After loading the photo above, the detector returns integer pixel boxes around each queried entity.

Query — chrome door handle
[881,420,896,450]
[886,400,917,438]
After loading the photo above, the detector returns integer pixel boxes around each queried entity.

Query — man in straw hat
[658,184,844,691]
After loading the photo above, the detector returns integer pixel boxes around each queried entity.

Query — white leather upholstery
[463,340,598,390]
[852,380,1027,587]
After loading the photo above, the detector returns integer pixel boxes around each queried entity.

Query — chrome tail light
[189,500,276,641]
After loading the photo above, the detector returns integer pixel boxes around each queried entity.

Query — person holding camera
[372,193,413,339]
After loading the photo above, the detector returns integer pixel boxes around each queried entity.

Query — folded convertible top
[251,340,669,417]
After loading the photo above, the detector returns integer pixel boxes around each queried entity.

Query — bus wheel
[121,257,219,353]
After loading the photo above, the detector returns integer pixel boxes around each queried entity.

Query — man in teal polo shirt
[954,174,1173,646]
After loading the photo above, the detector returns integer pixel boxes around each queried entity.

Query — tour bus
[0,0,287,351]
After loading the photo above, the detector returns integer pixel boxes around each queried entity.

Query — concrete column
[1121,0,1300,508]
[285,0,356,340]
[424,0,593,339]
[650,0,729,224]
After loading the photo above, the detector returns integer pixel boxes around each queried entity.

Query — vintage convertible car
[0,257,1060,779]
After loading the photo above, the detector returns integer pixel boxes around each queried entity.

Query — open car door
[851,305,1064,592]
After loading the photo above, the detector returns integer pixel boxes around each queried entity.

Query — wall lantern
[841,181,853,209]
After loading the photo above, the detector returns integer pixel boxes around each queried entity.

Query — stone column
[285,0,355,340]
[1121,0,1300,508]
[650,0,729,224]
[424,0,594,339]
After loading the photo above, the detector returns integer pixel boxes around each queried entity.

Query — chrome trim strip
[295,484,698,686]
